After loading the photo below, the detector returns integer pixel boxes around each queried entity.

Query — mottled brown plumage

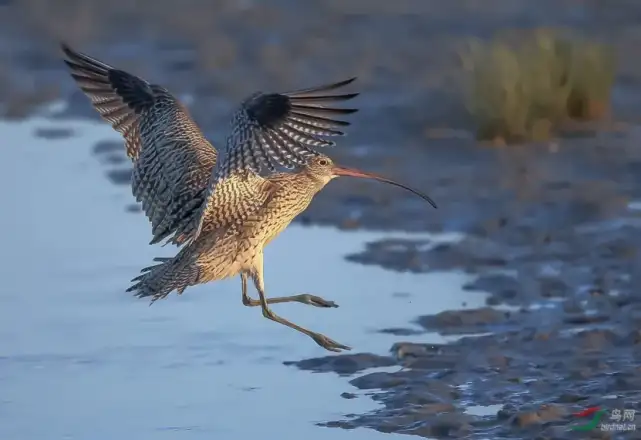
[61,43,437,352]
[127,155,437,352]
[129,157,351,350]
[61,43,357,247]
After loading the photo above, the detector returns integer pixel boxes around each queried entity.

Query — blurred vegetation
[460,29,616,144]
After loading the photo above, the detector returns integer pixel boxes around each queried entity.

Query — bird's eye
[318,159,328,166]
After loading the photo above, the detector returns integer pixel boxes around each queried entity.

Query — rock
[378,327,424,336]
[621,330,641,345]
[416,402,456,414]
[283,353,395,376]
[407,412,473,438]
[577,329,617,350]
[487,354,511,369]
[511,411,542,427]
[511,405,567,427]
[349,372,408,390]
[464,273,520,295]
[417,307,508,331]
[539,277,570,298]
[564,314,610,325]
[556,393,588,403]
[390,342,445,360]
[537,404,568,422]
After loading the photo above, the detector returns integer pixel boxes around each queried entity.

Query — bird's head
[305,155,438,209]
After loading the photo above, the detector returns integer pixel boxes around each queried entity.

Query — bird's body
[130,165,325,301]
[62,43,437,352]
[127,157,356,351]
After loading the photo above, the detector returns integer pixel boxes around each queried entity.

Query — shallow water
[0,108,488,439]
[464,404,504,417]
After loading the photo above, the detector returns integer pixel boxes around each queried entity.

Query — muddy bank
[288,141,641,438]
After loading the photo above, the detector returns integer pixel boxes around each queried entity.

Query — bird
[61,43,438,352]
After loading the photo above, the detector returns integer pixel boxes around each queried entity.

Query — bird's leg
[240,273,337,308]
[248,257,351,353]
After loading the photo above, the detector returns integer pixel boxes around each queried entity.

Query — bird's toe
[311,333,351,352]
[299,294,339,308]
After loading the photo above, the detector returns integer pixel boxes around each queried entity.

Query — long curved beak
[332,165,438,209]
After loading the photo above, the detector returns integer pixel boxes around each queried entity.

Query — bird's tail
[126,252,200,304]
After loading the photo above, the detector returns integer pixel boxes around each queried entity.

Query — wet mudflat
[2,1,641,438]
[0,111,496,440]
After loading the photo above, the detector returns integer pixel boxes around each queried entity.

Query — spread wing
[61,43,216,246]
[189,78,359,242]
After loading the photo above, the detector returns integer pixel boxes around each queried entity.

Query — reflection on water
[0,108,487,440]
[464,404,504,417]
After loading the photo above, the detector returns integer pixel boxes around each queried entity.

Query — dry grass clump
[460,29,616,144]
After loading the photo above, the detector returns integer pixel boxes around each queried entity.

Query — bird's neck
[270,171,328,201]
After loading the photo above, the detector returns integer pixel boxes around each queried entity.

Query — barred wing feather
[190,78,359,242]
[61,43,217,246]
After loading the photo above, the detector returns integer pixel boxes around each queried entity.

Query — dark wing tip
[333,92,359,101]
[245,93,291,128]
[60,42,85,64]
[285,76,359,98]
[326,77,358,92]
[60,41,73,56]
[291,92,360,104]
[226,76,360,176]
[323,107,358,114]
[342,76,357,86]
[312,76,358,92]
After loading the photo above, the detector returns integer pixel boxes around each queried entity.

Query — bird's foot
[311,333,351,352]
[295,294,338,308]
